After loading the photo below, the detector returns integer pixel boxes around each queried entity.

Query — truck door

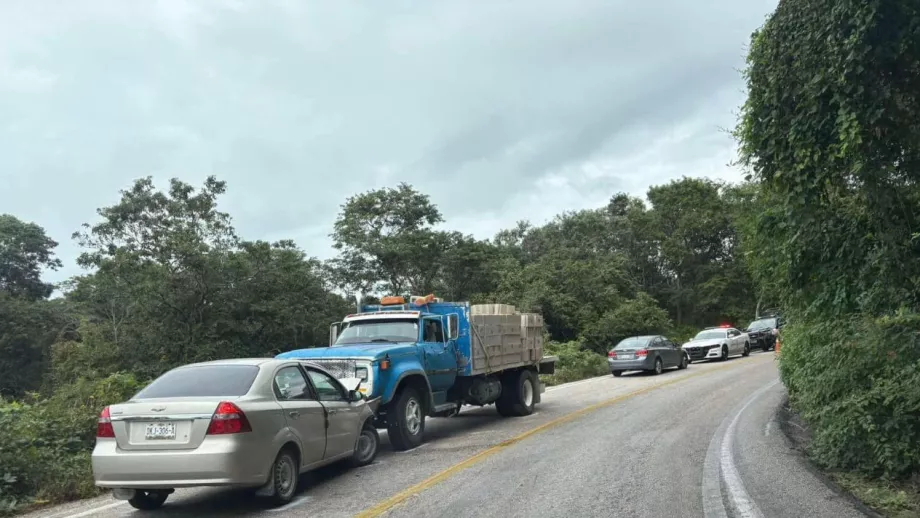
[420,316,458,391]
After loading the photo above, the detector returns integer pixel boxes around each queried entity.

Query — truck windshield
[334,319,418,345]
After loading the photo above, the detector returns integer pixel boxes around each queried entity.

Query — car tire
[678,353,689,370]
[720,345,729,361]
[387,387,426,451]
[496,369,537,417]
[650,357,663,375]
[742,342,751,357]
[761,340,770,352]
[127,490,169,511]
[612,370,623,377]
[351,421,380,467]
[266,448,299,506]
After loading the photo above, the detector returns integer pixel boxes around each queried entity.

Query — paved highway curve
[27,352,870,518]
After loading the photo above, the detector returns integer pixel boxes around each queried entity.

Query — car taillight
[608,351,617,358]
[206,401,252,435]
[97,406,115,438]
[636,349,649,357]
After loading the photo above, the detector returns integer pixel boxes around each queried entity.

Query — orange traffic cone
[774,334,781,357]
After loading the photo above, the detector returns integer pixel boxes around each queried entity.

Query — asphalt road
[27,351,869,518]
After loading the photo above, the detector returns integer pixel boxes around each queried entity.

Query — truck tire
[496,369,537,417]
[387,387,425,451]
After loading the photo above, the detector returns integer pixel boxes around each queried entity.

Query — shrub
[780,312,920,478]
[541,340,609,386]
[0,373,145,514]
[580,293,673,354]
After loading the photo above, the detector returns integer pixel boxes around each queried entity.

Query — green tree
[329,183,500,300]
[0,214,62,300]
[0,215,68,396]
[646,177,752,326]
[736,0,920,479]
[329,183,447,295]
[580,292,673,354]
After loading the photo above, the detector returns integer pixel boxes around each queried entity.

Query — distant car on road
[607,335,689,377]
[92,359,380,510]
[744,315,783,351]
[682,326,750,363]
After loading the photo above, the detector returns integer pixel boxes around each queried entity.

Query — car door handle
[327,409,339,415]
[288,411,300,418]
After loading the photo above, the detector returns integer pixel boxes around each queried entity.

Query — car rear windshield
[134,365,260,399]
[747,318,777,330]
[614,337,649,349]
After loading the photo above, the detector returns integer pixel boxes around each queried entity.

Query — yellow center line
[355,358,763,517]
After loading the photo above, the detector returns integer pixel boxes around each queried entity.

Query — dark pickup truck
[744,312,783,352]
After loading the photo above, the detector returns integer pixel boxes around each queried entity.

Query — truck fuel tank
[465,376,503,406]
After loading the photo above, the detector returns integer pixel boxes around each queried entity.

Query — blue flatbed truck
[276,296,558,450]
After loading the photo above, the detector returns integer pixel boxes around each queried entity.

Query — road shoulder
[730,384,869,517]
[778,400,918,518]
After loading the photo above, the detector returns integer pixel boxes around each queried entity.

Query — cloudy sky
[0,0,776,285]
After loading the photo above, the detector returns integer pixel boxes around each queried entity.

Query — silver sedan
[92,358,380,510]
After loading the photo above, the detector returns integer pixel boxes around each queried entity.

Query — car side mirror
[349,390,364,402]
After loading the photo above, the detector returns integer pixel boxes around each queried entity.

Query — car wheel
[612,370,623,377]
[128,490,169,511]
[387,387,426,451]
[742,342,751,357]
[678,354,689,370]
[652,357,663,375]
[720,345,729,361]
[496,369,537,417]
[266,448,299,506]
[351,422,380,467]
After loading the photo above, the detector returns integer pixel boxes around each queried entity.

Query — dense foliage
[0,174,758,513]
[737,0,920,479]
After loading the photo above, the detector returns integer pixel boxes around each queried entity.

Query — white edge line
[267,495,312,512]
[702,411,731,518]
[719,379,779,518]
[58,501,125,518]
[545,375,609,392]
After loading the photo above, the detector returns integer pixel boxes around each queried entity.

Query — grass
[829,472,920,518]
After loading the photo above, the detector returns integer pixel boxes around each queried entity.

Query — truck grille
[307,359,358,379]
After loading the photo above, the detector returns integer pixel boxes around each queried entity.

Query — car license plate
[619,354,633,360]
[145,422,176,440]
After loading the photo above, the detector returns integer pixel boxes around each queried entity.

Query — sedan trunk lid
[108,398,228,451]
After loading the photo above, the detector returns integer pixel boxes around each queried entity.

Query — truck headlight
[355,362,372,394]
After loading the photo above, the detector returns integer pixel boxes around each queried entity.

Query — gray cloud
[0,0,777,284]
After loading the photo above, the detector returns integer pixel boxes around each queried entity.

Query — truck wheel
[496,369,537,417]
[387,387,425,451]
